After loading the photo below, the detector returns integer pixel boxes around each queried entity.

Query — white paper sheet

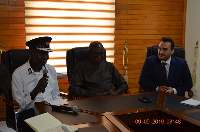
[180,98,200,107]
[47,99,68,106]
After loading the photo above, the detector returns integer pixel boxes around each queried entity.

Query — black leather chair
[66,47,106,83]
[146,45,185,59]
[139,45,193,98]
[1,49,30,74]
[1,49,30,132]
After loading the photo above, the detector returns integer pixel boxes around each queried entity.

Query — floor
[0,121,15,132]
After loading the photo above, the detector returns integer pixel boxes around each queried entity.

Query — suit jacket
[139,55,193,96]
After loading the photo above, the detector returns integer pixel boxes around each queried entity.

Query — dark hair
[160,37,174,50]
[0,63,10,83]
[88,41,104,53]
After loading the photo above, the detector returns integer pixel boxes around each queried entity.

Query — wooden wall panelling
[58,77,69,93]
[0,0,26,121]
[0,0,26,51]
[114,0,186,94]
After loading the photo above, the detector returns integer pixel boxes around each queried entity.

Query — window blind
[25,0,115,73]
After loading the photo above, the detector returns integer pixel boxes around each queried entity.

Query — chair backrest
[66,47,106,83]
[146,45,185,59]
[1,49,30,74]
[1,49,30,131]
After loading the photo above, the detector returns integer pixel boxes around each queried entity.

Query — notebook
[25,112,78,132]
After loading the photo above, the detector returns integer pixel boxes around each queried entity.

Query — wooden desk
[35,91,200,132]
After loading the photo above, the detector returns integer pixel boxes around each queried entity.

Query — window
[25,0,115,73]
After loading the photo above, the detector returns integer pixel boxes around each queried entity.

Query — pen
[61,125,70,132]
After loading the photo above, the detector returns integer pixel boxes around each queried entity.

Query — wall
[0,0,26,50]
[185,0,200,100]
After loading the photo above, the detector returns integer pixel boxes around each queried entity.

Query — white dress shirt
[12,61,61,112]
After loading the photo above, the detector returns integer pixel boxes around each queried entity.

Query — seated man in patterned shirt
[69,41,128,97]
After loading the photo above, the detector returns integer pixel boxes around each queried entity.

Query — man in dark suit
[139,37,193,96]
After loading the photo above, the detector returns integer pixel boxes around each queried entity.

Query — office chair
[1,49,30,132]
[66,47,106,83]
[139,45,193,98]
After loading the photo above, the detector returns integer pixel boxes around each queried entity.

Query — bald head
[88,41,105,65]
[89,41,104,52]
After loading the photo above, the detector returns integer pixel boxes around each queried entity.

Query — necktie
[162,63,167,85]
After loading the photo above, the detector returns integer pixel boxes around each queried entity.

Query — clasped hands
[158,86,174,93]
[96,90,117,97]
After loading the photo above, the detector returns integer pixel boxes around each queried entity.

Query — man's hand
[165,87,174,93]
[107,90,117,95]
[35,76,48,93]
[30,76,48,100]
[96,92,106,97]
[158,86,174,94]
[158,86,168,91]
[96,90,117,97]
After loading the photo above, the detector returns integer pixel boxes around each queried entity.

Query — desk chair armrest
[3,99,19,110]
[3,99,20,132]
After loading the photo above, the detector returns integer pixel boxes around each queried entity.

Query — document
[47,99,68,106]
[180,98,200,107]
[25,112,78,132]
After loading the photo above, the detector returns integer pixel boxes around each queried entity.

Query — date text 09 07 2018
[134,119,181,125]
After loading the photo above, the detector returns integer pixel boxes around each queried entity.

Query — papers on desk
[25,112,78,132]
[47,99,68,106]
[180,99,200,107]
